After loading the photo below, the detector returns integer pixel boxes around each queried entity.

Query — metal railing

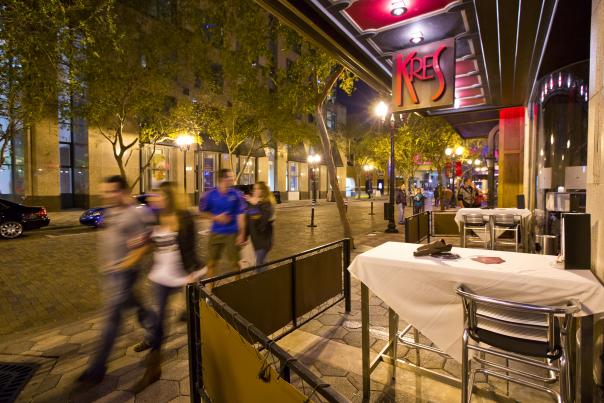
[404,211,431,243]
[187,239,352,402]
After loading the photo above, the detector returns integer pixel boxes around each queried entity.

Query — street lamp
[445,147,453,156]
[374,101,398,233]
[455,146,464,156]
[307,154,321,203]
[175,134,195,200]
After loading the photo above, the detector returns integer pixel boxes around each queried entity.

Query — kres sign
[392,38,455,112]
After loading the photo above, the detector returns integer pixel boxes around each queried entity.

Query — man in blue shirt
[199,169,246,280]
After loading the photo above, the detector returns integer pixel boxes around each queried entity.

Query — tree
[403,113,460,210]
[186,0,313,183]
[276,28,357,241]
[65,0,201,190]
[0,1,67,167]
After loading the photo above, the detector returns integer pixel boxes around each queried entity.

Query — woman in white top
[134,182,205,392]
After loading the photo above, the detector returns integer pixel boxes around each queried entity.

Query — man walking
[76,175,155,387]
[199,169,246,281]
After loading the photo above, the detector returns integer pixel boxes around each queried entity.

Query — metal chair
[456,286,580,403]
[491,214,522,252]
[462,214,490,249]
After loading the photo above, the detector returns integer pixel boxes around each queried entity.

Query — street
[0,199,396,338]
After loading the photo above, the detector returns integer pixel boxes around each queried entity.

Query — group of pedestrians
[74,168,275,393]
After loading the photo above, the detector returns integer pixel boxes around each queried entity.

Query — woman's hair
[256,181,276,205]
[158,181,183,215]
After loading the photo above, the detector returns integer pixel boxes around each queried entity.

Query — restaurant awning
[255,0,558,136]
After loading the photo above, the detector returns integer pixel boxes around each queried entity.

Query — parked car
[79,194,158,228]
[0,198,50,239]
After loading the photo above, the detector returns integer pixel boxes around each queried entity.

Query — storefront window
[288,161,299,191]
[148,147,171,189]
[202,152,216,190]
[239,156,255,185]
[530,61,589,234]
[0,118,25,199]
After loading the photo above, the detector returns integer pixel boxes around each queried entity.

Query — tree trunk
[315,66,353,244]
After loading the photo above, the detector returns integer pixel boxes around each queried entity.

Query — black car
[0,198,50,239]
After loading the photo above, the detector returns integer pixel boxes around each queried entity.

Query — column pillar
[498,107,525,207]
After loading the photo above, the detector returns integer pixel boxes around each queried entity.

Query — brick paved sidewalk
[2,228,489,403]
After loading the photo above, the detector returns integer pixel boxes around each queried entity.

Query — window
[287,161,299,191]
[148,147,171,189]
[211,64,223,90]
[239,156,255,185]
[58,97,88,208]
[202,152,216,191]
[326,110,336,130]
[146,0,177,22]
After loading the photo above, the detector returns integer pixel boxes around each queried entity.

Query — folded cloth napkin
[413,239,453,257]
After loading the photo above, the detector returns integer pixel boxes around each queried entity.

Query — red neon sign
[392,38,455,112]
[397,45,446,104]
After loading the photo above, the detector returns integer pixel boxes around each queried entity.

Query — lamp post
[307,154,321,203]
[306,153,321,228]
[175,134,195,202]
[364,164,375,215]
[374,101,398,234]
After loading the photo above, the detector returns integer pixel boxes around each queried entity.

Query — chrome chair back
[456,286,580,403]
[462,214,490,249]
[491,214,522,252]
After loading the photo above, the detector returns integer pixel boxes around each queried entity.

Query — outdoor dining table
[348,241,604,401]
[454,208,533,251]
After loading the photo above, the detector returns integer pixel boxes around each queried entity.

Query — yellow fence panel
[200,299,307,403]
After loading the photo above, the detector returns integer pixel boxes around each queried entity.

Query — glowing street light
[445,147,453,156]
[374,101,389,120]
[474,159,482,166]
[455,146,464,156]
[175,134,195,149]
[307,154,321,164]
[363,164,374,172]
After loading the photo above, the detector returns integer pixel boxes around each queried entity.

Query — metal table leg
[361,283,370,400]
[389,308,399,380]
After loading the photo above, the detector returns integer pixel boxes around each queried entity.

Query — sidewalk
[0,228,467,403]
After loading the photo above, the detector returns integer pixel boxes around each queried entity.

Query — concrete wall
[588,0,604,282]
[24,119,60,210]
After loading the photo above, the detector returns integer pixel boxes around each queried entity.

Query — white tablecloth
[348,242,604,362]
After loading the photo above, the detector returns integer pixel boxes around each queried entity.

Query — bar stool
[462,214,490,249]
[491,214,521,252]
[456,286,580,403]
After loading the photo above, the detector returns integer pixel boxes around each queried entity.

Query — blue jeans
[148,283,178,350]
[255,249,269,266]
[86,269,155,377]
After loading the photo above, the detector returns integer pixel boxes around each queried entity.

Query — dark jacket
[395,189,407,205]
[177,210,203,273]
[246,201,274,251]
